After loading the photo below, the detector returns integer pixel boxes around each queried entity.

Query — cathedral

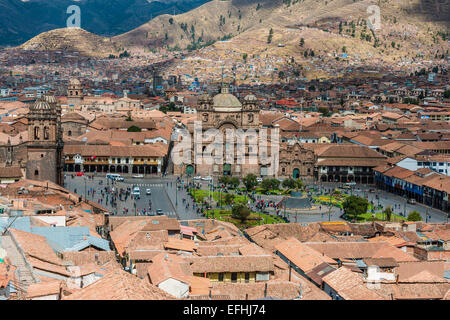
[25,95,64,185]
[173,85,276,178]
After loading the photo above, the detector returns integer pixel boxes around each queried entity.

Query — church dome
[32,100,52,110]
[213,86,242,109]
[44,95,57,104]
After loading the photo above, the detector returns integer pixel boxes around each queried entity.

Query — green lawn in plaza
[190,189,248,205]
[354,211,407,222]
[205,208,286,228]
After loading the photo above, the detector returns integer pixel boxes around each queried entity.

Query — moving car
[156,209,164,216]
[75,172,84,176]
[132,174,144,178]
[201,176,212,181]
[256,177,263,183]
[407,198,416,204]
[193,175,202,180]
[132,187,140,199]
[146,188,152,195]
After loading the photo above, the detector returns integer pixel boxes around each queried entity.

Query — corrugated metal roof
[31,227,110,252]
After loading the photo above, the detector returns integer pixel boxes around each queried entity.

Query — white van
[106,173,123,181]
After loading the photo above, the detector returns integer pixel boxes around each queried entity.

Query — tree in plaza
[261,178,280,193]
[260,179,272,192]
[282,178,297,190]
[219,176,231,187]
[295,178,303,191]
[231,203,251,222]
[408,210,422,221]
[224,193,235,206]
[197,194,205,204]
[342,196,369,220]
[383,206,393,221]
[271,178,280,191]
[230,177,240,188]
[243,173,258,192]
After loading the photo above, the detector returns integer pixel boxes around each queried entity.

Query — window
[34,170,39,176]
[68,130,72,136]
[245,273,250,283]
[218,273,224,282]
[34,126,40,140]
[43,127,49,140]
[231,272,237,283]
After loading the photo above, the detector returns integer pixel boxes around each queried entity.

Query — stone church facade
[173,86,315,180]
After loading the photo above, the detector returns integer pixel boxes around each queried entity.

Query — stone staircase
[1,235,37,296]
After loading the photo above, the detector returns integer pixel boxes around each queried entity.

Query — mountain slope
[114,0,449,50]
[19,28,121,58]
[0,0,210,46]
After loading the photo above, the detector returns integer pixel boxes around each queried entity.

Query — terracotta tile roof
[371,245,418,262]
[246,223,334,252]
[322,267,384,300]
[275,238,336,273]
[64,144,168,158]
[0,166,23,178]
[305,241,416,262]
[196,244,242,256]
[383,166,415,179]
[209,281,308,300]
[147,253,193,286]
[319,221,351,234]
[371,282,449,300]
[163,238,197,252]
[26,280,63,299]
[9,228,62,266]
[186,255,274,274]
[316,144,386,159]
[368,236,408,247]
[64,268,174,300]
[238,243,268,256]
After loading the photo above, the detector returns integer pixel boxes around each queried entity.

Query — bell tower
[26,95,64,185]
[67,78,84,106]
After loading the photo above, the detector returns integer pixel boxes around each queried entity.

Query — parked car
[407,198,416,204]
[76,172,84,176]
[146,188,152,195]
[256,177,263,183]
[133,174,144,178]
[156,209,164,215]
[193,175,202,180]
[201,176,212,181]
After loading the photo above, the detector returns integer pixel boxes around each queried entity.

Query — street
[63,175,448,223]
[64,174,203,220]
